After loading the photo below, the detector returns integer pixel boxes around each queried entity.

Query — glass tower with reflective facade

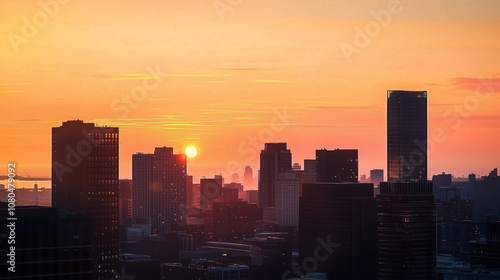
[387,90,427,181]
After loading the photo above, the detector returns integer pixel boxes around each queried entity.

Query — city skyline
[1,1,500,181]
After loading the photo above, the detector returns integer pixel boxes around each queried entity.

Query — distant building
[293,159,316,196]
[186,175,193,207]
[258,143,292,209]
[132,147,187,234]
[275,172,299,231]
[370,169,384,187]
[244,166,253,189]
[200,176,224,208]
[232,173,239,183]
[315,148,358,183]
[119,179,133,227]
[243,190,258,205]
[212,201,260,239]
[437,197,474,258]
[303,159,316,172]
[469,169,500,220]
[470,220,500,269]
[299,183,377,280]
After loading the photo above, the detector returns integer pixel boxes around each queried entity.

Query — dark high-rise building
[200,175,224,208]
[119,179,133,227]
[387,90,428,181]
[315,148,358,183]
[370,169,384,187]
[186,175,193,207]
[132,147,187,234]
[258,143,292,209]
[52,120,119,278]
[303,159,316,172]
[438,197,474,258]
[0,206,93,280]
[244,166,253,189]
[470,220,500,269]
[212,201,260,239]
[299,183,378,280]
[377,181,436,280]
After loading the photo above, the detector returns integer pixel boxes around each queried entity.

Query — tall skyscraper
[244,165,253,188]
[299,183,378,280]
[379,91,436,280]
[132,147,187,234]
[52,120,119,279]
[377,182,436,280]
[258,143,292,209]
[316,148,358,183]
[387,90,428,181]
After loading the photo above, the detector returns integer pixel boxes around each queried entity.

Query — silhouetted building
[377,181,436,280]
[119,179,133,227]
[244,166,253,189]
[293,160,316,196]
[248,236,293,280]
[120,254,161,280]
[0,206,93,280]
[162,260,250,280]
[299,183,378,280]
[243,190,258,205]
[387,90,428,181]
[52,120,119,278]
[315,148,358,183]
[219,187,239,202]
[212,201,260,240]
[470,169,500,220]
[470,220,500,269]
[132,147,187,234]
[258,143,292,209]
[200,176,224,208]
[438,197,474,258]
[186,175,193,207]
[370,169,384,187]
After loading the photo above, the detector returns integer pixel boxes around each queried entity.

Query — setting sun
[185,146,197,158]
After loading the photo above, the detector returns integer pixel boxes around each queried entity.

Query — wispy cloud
[451,76,500,93]
[247,79,291,83]
[103,73,160,81]
[0,83,36,86]
[169,74,229,77]
[2,90,28,93]
[308,105,375,110]
[220,68,276,71]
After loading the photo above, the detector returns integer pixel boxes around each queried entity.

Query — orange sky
[1,0,499,185]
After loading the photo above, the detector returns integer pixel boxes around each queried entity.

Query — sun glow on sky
[1,0,499,183]
[186,146,198,159]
